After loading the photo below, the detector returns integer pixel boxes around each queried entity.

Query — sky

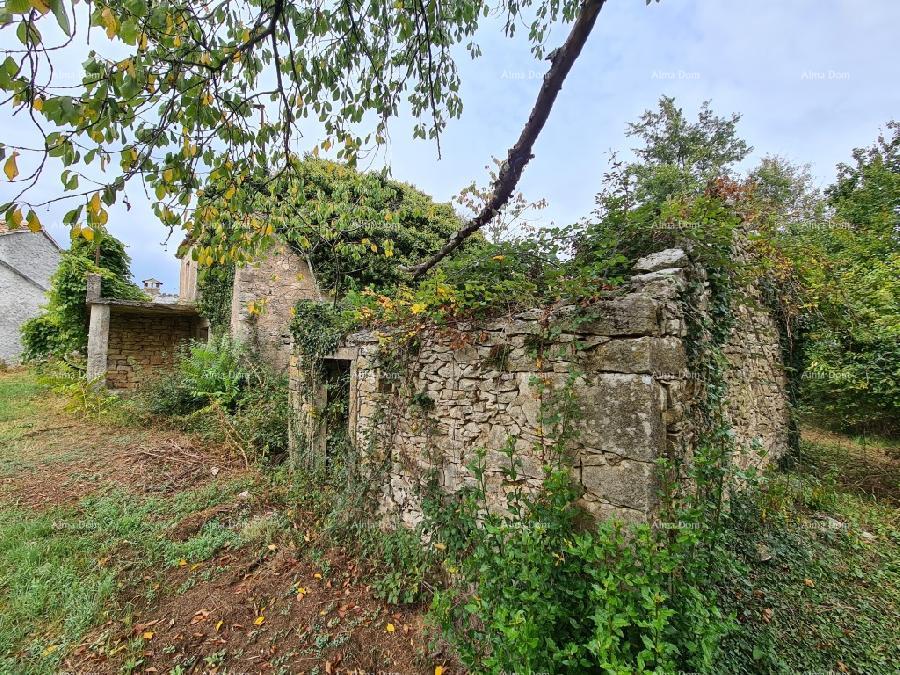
[1,0,898,292]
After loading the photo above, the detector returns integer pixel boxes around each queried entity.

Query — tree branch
[404,0,607,279]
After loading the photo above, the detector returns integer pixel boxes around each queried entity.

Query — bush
[425,448,732,673]
[21,231,146,360]
[137,336,289,460]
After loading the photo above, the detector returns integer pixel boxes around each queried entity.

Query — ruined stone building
[0,225,61,364]
[227,241,791,526]
[86,255,208,389]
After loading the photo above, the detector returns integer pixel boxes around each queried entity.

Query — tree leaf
[26,209,41,232]
[4,152,19,180]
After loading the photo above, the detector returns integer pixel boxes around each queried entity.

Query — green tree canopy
[190,157,464,297]
[0,0,616,270]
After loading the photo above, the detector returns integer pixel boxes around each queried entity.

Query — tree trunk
[404,0,608,279]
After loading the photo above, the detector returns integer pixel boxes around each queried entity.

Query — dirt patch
[68,546,454,674]
[0,410,246,510]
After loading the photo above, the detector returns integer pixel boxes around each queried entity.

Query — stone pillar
[86,304,110,384]
[86,273,102,302]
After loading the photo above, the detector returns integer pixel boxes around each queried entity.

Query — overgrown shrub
[425,448,732,673]
[137,336,289,460]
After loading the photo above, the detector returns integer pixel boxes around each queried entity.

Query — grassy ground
[0,369,436,674]
[718,431,900,674]
[0,367,897,674]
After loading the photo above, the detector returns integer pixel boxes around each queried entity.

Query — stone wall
[289,249,792,527]
[230,241,323,373]
[105,313,196,389]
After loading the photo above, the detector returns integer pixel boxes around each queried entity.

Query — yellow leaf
[29,0,50,14]
[4,153,19,181]
[492,255,505,262]
[313,572,322,579]
[33,96,44,111]
[435,667,444,675]
[433,542,446,551]
[410,303,426,315]
[139,32,148,50]
[101,7,118,39]
[82,227,95,242]
[142,631,154,640]
[178,558,188,567]
[89,192,101,214]
[26,210,41,232]
[163,168,174,183]
[215,620,223,631]
[385,623,395,633]
[41,644,58,656]
[173,35,182,48]
[254,615,265,626]
[9,208,22,228]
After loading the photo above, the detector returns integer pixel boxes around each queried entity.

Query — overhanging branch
[404,0,607,279]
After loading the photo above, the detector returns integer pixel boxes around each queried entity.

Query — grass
[0,370,271,673]
[718,435,900,674]
[1,367,897,673]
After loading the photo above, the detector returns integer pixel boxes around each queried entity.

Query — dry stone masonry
[289,248,792,526]
[230,241,324,373]
[104,313,198,389]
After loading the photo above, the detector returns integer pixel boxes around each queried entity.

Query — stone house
[86,256,208,389]
[287,248,792,526]
[229,239,324,373]
[163,238,791,526]
[0,225,62,364]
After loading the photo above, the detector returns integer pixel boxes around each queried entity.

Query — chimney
[142,278,162,298]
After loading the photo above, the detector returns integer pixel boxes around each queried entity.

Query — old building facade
[0,226,62,364]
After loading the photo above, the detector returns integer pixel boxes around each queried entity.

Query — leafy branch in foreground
[0,0,620,265]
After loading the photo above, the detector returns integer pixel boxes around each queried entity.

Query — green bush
[137,335,289,460]
[425,447,732,673]
[21,231,146,360]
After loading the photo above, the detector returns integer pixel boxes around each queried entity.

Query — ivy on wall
[196,262,235,336]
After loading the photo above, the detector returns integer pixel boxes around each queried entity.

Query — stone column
[86,304,110,384]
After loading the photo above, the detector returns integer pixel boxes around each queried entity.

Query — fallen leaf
[267,544,277,551]
[314,572,322,579]
[254,616,265,626]
[761,608,773,624]
[435,667,444,675]
[143,631,154,640]
[386,623,395,633]
[215,620,223,631]
[804,578,815,588]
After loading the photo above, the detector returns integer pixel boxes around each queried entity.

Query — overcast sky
[1,0,898,291]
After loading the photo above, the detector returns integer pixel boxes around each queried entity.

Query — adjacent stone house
[86,256,208,389]
[0,225,62,364]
